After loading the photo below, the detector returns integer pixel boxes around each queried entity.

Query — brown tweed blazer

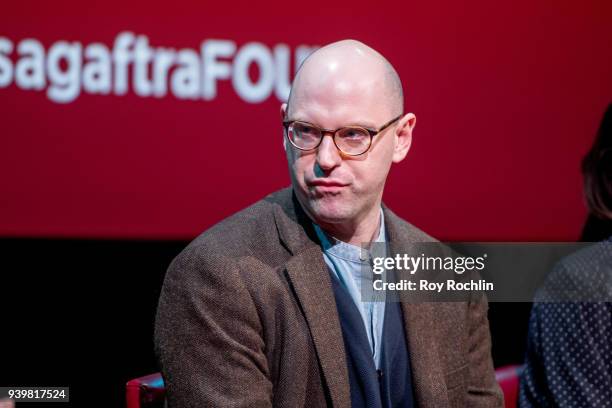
[154,187,503,407]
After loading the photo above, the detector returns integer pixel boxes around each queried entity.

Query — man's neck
[317,206,382,246]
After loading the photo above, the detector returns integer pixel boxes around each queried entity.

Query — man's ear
[392,113,416,163]
[280,103,288,151]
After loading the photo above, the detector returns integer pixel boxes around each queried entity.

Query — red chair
[126,365,523,408]
[126,372,166,408]
[495,364,523,407]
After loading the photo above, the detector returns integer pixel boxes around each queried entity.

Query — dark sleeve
[519,300,612,408]
[466,295,505,407]
[519,251,612,407]
[518,303,553,407]
[154,245,273,408]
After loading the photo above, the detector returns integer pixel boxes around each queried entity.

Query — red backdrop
[1,0,611,240]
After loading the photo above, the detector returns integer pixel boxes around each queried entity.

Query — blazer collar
[271,187,448,408]
[270,187,320,256]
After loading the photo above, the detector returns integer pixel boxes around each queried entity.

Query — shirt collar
[313,208,386,263]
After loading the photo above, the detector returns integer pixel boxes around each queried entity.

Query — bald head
[286,40,404,119]
[281,40,416,240]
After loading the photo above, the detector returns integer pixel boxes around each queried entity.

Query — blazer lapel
[385,207,450,408]
[285,248,351,408]
[399,302,449,407]
[272,191,351,408]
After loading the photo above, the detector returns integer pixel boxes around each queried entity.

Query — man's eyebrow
[286,118,379,130]
[286,117,312,123]
[351,121,377,129]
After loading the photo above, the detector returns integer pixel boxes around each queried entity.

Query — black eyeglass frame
[282,114,403,156]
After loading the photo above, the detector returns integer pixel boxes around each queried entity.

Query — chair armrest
[126,372,166,408]
[495,364,523,408]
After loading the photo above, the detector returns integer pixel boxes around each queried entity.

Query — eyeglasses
[282,115,402,156]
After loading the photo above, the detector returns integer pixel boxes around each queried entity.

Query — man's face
[282,74,403,228]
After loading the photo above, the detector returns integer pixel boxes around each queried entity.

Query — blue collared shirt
[313,209,387,369]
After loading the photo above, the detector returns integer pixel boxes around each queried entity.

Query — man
[155,39,502,407]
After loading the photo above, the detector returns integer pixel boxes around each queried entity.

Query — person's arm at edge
[154,245,273,408]
[517,303,551,407]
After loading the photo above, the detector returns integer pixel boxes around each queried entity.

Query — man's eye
[343,129,367,139]
[297,125,317,135]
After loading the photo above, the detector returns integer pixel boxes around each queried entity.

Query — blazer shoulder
[383,204,438,243]
[182,187,293,261]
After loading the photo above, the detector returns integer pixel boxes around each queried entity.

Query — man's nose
[315,134,342,172]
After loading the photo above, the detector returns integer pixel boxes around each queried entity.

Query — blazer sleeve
[154,245,273,408]
[465,295,505,407]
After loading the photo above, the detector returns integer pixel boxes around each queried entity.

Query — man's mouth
[306,179,349,195]
[307,179,348,187]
